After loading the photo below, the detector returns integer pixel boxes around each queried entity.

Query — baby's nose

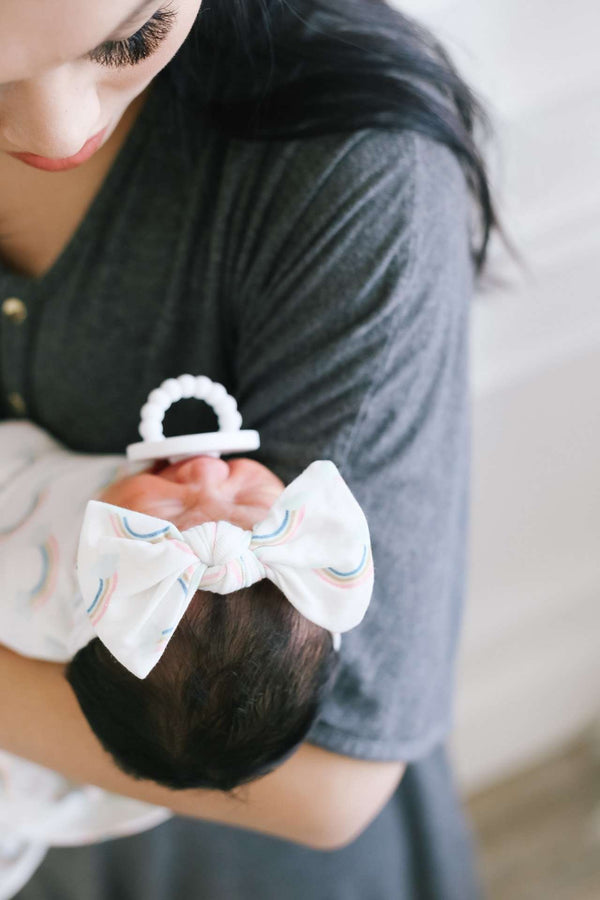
[169,456,230,487]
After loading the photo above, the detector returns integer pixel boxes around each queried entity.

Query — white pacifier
[126,374,260,463]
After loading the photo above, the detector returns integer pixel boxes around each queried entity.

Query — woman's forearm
[0,646,403,849]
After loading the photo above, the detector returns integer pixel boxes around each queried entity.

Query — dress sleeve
[230,129,474,762]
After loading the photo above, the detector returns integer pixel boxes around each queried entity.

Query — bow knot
[184,521,266,591]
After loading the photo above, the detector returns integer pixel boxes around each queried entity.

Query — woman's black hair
[67,581,338,792]
[168,0,497,269]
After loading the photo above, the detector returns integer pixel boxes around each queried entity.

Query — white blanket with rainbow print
[0,421,169,900]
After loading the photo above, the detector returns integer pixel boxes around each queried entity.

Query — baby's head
[67,456,338,792]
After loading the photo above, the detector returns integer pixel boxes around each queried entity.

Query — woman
[0,0,495,897]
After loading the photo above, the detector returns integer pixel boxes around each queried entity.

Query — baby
[0,416,372,896]
[69,451,355,792]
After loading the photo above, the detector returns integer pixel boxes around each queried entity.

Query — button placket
[1,291,31,417]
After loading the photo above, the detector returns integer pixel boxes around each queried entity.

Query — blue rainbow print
[314,544,373,589]
[251,506,306,548]
[156,626,176,650]
[87,572,119,626]
[29,535,59,608]
[110,512,172,542]
[177,563,197,597]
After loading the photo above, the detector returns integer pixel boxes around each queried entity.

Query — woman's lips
[7,125,108,171]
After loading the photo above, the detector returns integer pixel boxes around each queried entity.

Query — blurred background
[394,1,600,897]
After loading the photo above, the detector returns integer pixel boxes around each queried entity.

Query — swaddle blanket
[0,421,169,900]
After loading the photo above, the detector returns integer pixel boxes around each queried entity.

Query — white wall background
[392,0,600,792]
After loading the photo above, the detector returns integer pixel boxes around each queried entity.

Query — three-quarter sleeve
[230,129,474,761]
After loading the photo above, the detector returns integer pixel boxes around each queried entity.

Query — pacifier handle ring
[137,375,242,443]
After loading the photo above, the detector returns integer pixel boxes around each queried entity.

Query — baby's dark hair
[66,580,337,791]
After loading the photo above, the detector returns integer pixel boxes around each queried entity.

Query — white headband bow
[76,460,374,678]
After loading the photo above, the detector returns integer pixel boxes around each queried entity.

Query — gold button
[2,297,27,324]
[7,392,27,416]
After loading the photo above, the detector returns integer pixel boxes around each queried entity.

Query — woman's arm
[0,645,403,850]
[232,129,473,766]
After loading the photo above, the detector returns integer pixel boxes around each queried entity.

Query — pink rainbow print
[314,544,373,589]
[199,564,228,587]
[109,512,172,543]
[87,572,119,626]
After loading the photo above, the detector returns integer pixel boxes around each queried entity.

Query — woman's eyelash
[87,7,177,69]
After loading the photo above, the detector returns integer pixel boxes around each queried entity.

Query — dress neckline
[0,72,166,295]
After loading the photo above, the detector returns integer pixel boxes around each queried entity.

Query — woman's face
[0,0,202,162]
[99,456,286,532]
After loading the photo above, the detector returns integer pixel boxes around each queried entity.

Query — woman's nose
[0,64,101,158]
